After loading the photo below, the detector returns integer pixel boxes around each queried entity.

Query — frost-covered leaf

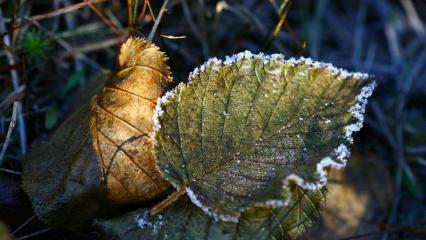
[96,186,325,240]
[154,52,375,222]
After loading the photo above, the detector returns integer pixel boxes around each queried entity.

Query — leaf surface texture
[155,54,374,221]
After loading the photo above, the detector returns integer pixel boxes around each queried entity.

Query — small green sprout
[20,29,50,61]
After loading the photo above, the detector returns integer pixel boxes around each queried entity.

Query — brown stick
[85,0,121,34]
[147,0,169,41]
[1,0,105,37]
[150,186,186,215]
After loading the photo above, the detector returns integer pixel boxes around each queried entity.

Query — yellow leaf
[90,37,173,203]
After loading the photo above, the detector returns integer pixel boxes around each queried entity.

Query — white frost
[153,84,183,132]
[262,199,288,208]
[344,82,376,143]
[158,51,375,223]
[186,187,239,223]
[189,57,222,81]
[134,212,164,233]
[188,50,370,83]
[283,81,376,191]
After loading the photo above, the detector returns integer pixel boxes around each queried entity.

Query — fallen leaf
[96,186,325,240]
[305,152,393,239]
[154,52,375,222]
[22,37,173,227]
[22,102,109,228]
[89,37,172,203]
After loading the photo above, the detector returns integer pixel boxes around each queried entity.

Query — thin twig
[14,228,52,240]
[60,37,124,58]
[127,0,134,29]
[271,0,292,42]
[262,0,292,51]
[1,0,105,37]
[0,85,25,113]
[370,101,397,149]
[59,0,86,87]
[150,186,185,215]
[0,9,27,155]
[0,102,18,165]
[85,0,121,35]
[28,20,102,69]
[146,0,156,22]
[132,0,140,26]
[11,215,35,236]
[400,0,425,35]
[137,0,149,23]
[147,0,169,41]
[0,168,21,175]
[384,22,401,64]
[181,0,208,58]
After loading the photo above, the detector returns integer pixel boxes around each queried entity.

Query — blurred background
[0,0,425,239]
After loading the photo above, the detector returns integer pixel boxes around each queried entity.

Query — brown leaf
[22,38,173,227]
[89,37,172,203]
[305,151,393,239]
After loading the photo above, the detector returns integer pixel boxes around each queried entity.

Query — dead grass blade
[1,0,105,37]
[84,0,121,35]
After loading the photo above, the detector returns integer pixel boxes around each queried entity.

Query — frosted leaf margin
[153,51,376,222]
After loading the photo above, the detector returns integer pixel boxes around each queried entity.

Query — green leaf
[96,186,325,240]
[65,70,84,93]
[154,52,375,221]
[44,108,60,130]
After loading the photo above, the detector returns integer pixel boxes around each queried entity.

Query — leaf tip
[283,80,376,192]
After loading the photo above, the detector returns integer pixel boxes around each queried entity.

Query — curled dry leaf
[90,37,172,203]
[22,38,172,227]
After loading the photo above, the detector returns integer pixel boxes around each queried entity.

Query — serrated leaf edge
[283,82,376,190]
[152,51,376,222]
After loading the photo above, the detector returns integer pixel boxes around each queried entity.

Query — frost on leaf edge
[152,51,376,223]
[283,81,376,191]
[188,50,370,82]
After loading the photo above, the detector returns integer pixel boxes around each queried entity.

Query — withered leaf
[154,52,375,222]
[96,186,325,240]
[90,37,172,203]
[22,38,173,227]
[22,102,109,228]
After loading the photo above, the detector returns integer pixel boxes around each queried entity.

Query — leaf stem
[150,186,185,215]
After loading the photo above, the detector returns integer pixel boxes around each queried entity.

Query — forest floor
[1,0,425,239]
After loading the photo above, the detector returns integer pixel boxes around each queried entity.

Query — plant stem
[150,186,185,215]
